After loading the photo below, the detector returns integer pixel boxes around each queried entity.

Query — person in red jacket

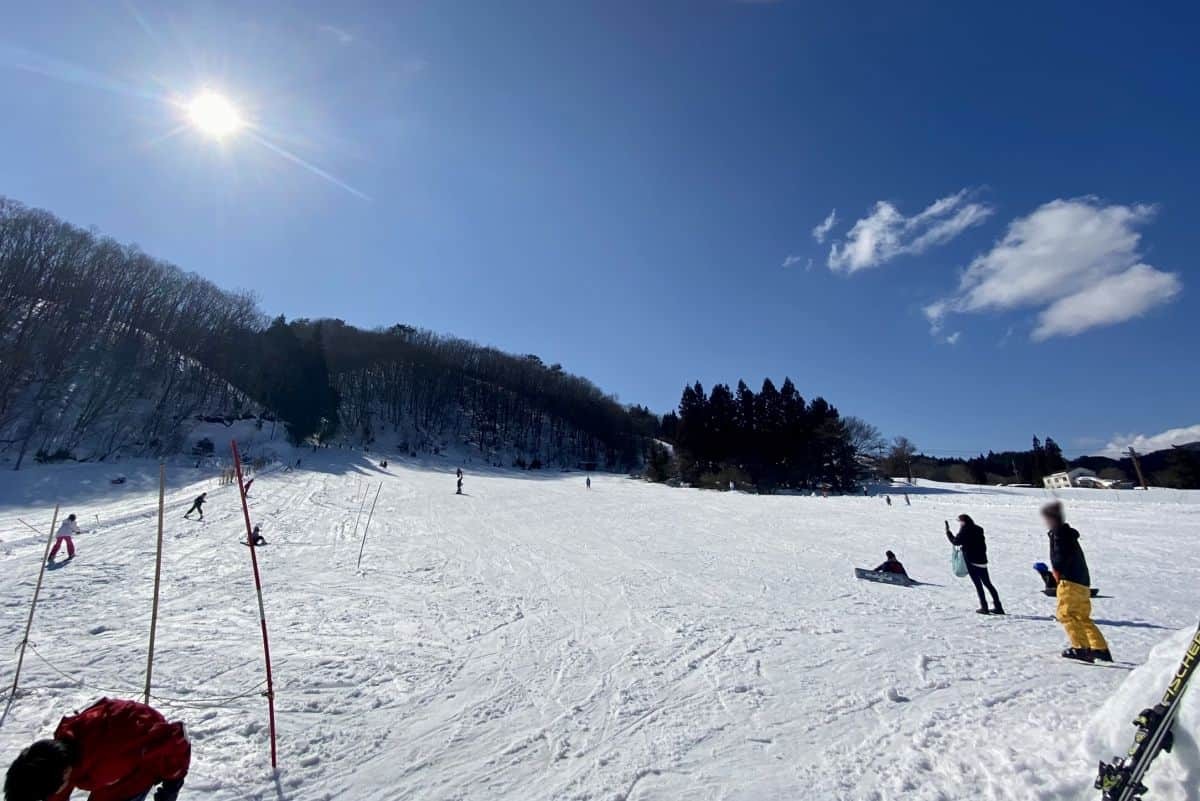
[4,698,189,801]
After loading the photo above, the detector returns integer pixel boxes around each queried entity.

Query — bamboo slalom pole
[355,483,383,570]
[144,463,166,704]
[231,440,278,769]
[10,505,59,698]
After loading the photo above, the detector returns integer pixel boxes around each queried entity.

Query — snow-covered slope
[1,456,1197,800]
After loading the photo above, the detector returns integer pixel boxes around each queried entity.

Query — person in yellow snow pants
[1056,579,1109,652]
[1043,501,1112,664]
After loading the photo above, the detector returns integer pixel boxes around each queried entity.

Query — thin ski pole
[231,440,278,770]
[350,483,370,544]
[144,464,165,705]
[356,483,383,570]
[10,505,59,698]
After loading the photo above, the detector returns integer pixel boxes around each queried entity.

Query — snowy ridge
[1,457,1197,800]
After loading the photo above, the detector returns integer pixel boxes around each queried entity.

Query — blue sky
[2,0,1197,457]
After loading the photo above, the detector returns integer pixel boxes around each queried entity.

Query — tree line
[882,435,1200,490]
[651,378,863,492]
[0,197,650,469]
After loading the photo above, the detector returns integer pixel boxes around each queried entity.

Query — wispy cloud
[318,24,354,45]
[827,189,991,273]
[811,209,837,244]
[925,198,1181,341]
[1096,424,1200,458]
[782,254,806,268]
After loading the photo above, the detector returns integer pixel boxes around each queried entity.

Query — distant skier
[1043,501,1111,663]
[874,550,908,577]
[248,524,267,547]
[182,493,207,520]
[456,476,463,495]
[3,697,189,801]
[47,514,80,562]
[587,476,592,490]
[945,515,1004,615]
[885,495,892,506]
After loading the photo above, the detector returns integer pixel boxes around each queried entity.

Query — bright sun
[187,90,243,138]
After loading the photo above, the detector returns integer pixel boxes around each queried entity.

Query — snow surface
[1,453,1197,800]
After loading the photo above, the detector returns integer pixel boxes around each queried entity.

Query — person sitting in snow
[248,524,267,547]
[182,493,206,521]
[874,550,908,576]
[4,697,190,801]
[47,515,81,562]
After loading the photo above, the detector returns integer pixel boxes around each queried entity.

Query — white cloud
[1097,424,1200,458]
[827,189,991,273]
[927,198,1181,340]
[1032,264,1181,340]
[782,254,805,268]
[944,331,961,345]
[811,209,838,244]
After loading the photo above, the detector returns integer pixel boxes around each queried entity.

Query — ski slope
[1,453,1198,801]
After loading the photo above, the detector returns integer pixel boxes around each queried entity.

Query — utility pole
[1128,447,1149,490]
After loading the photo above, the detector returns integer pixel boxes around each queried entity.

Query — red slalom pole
[231,440,278,770]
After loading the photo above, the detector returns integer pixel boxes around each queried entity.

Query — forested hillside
[0,198,650,469]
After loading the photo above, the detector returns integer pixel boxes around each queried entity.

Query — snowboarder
[1042,501,1111,663]
[47,515,80,562]
[3,697,190,801]
[945,515,1004,615]
[248,524,267,547]
[873,550,908,577]
[182,493,207,521]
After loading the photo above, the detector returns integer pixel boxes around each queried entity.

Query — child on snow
[3,698,190,801]
[47,515,80,562]
[1043,502,1112,663]
[874,550,908,577]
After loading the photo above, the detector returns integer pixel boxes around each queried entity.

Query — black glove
[154,777,185,801]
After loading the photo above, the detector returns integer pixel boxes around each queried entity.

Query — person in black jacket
[945,514,1004,615]
[874,550,908,576]
[1043,501,1111,663]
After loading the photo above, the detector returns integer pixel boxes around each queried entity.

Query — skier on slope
[1042,501,1111,663]
[456,476,464,495]
[47,515,81,562]
[945,514,1005,615]
[182,493,207,521]
[3,698,190,801]
[586,476,592,490]
[873,550,908,577]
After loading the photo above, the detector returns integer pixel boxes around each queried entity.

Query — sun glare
[187,90,243,139]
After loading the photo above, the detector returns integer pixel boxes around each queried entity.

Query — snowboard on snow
[855,568,915,587]
[1096,620,1200,800]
